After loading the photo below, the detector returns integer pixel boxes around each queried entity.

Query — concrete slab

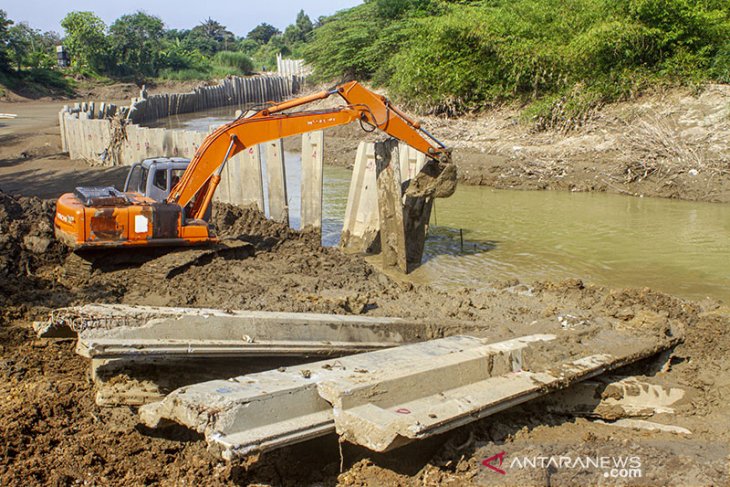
[265,138,288,224]
[341,142,380,254]
[39,304,423,342]
[65,305,427,360]
[140,324,678,458]
[301,130,324,230]
[595,418,692,435]
[375,139,407,272]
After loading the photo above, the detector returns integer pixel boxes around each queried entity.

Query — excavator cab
[124,158,190,203]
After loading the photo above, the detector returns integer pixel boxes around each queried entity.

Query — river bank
[306,83,730,204]
[2,82,729,203]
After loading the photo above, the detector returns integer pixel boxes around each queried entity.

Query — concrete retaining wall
[276,54,311,78]
[58,75,307,208]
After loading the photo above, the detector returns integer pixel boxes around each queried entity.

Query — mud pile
[0,191,68,308]
[210,202,299,249]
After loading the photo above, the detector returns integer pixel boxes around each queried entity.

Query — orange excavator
[54,81,453,250]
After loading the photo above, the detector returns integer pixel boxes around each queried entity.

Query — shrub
[212,50,254,74]
[305,0,730,122]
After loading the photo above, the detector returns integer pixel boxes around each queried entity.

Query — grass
[0,68,75,98]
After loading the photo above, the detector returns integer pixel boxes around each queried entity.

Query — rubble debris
[594,418,692,435]
[543,375,686,420]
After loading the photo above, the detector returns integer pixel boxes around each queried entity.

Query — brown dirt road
[1,86,729,485]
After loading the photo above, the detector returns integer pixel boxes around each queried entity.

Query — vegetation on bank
[1,1,728,129]
[304,0,730,125]
[0,8,314,95]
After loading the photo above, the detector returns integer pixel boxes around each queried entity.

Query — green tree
[296,10,313,36]
[238,38,260,56]
[247,23,280,44]
[0,10,13,72]
[189,18,234,55]
[109,11,165,77]
[60,11,108,71]
[283,10,314,45]
[7,22,58,71]
[252,34,290,70]
[7,22,34,71]
[28,31,60,69]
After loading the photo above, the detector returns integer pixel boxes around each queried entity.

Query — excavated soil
[1,190,729,485]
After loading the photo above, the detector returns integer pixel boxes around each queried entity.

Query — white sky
[2,0,363,36]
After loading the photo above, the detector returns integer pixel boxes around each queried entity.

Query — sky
[1,0,363,36]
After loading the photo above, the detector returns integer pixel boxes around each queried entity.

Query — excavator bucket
[405,157,457,199]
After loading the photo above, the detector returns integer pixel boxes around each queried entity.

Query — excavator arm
[167,81,452,220]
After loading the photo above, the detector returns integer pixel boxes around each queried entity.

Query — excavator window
[125,165,147,194]
[153,169,168,191]
[170,169,185,190]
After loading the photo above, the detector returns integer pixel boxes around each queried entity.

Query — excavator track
[63,240,255,280]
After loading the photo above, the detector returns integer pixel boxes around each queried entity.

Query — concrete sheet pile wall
[127,75,303,125]
[341,140,429,270]
[58,75,313,208]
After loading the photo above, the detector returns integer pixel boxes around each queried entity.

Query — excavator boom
[168,81,450,219]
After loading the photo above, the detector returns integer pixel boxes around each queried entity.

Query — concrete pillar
[65,116,75,159]
[240,145,265,212]
[265,139,288,224]
[398,143,427,184]
[375,139,408,272]
[340,142,380,253]
[301,131,324,231]
[59,107,68,153]
[226,152,244,206]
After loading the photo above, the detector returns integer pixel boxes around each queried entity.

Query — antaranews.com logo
[482,451,642,479]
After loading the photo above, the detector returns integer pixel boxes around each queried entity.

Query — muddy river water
[151,111,730,303]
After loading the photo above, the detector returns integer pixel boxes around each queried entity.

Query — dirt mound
[210,202,298,249]
[0,191,69,309]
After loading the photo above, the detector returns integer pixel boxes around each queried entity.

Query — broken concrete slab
[140,325,678,459]
[38,304,429,358]
[141,334,553,459]
[595,418,692,435]
[544,376,686,420]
